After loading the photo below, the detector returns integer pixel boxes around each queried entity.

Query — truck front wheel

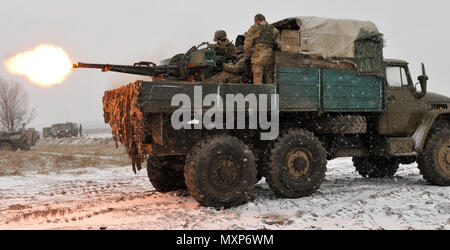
[185,135,257,208]
[266,129,327,198]
[353,157,399,178]
[147,156,186,192]
[418,126,450,186]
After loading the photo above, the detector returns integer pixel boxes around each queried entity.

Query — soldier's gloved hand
[223,63,231,72]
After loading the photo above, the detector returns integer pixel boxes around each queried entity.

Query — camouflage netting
[103,82,147,173]
[354,28,385,77]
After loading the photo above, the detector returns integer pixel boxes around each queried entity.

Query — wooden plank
[277,67,318,74]
[323,98,382,111]
[220,84,277,112]
[321,69,382,112]
[277,66,320,110]
[323,86,380,98]
[278,73,319,84]
[280,86,319,97]
[280,97,319,110]
[140,82,278,112]
[277,67,319,84]
[220,84,276,96]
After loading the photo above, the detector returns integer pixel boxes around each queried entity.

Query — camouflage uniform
[223,57,252,83]
[244,19,280,84]
[204,57,252,84]
[210,30,237,62]
[213,39,237,62]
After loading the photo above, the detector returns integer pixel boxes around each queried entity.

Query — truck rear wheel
[353,157,399,178]
[417,125,450,186]
[266,129,327,198]
[185,135,257,208]
[147,156,186,192]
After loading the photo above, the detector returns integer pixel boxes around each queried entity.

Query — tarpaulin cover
[273,16,379,58]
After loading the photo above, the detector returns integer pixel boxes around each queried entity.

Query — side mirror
[416,63,428,99]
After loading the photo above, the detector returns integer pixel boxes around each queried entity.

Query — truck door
[380,65,418,136]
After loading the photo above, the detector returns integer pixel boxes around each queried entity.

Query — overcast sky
[1,0,449,129]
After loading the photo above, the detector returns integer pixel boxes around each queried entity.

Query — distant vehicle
[43,122,81,138]
[0,128,40,151]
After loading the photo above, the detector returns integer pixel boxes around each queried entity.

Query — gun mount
[74,44,221,82]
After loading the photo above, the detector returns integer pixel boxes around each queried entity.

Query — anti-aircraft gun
[73,43,222,82]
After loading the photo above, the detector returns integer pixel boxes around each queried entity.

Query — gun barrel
[73,62,165,77]
[73,62,111,70]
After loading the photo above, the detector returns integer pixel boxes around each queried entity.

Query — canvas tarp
[273,16,379,58]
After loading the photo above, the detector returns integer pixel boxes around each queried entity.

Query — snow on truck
[74,17,450,208]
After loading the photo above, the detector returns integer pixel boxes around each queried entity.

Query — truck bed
[136,67,383,113]
[277,66,383,112]
[103,64,384,171]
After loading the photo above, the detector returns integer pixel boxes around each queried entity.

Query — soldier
[203,58,252,84]
[210,30,237,62]
[204,46,252,84]
[244,14,280,84]
[223,48,252,83]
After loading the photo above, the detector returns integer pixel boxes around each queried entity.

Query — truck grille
[430,103,448,110]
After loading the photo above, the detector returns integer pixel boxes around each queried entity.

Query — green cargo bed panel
[139,83,218,112]
[322,85,380,98]
[139,66,383,113]
[323,98,382,110]
[277,66,320,110]
[322,69,382,112]
[139,82,277,112]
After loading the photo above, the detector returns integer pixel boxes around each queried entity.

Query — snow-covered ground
[0,154,448,230]
[85,133,113,139]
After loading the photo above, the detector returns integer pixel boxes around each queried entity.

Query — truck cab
[380,59,450,153]
[380,59,426,136]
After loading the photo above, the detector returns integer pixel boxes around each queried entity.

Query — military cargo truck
[43,122,80,138]
[0,129,40,151]
[74,17,450,208]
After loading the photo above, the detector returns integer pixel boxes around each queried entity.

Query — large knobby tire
[266,129,327,198]
[185,135,257,208]
[417,125,450,186]
[353,157,399,178]
[147,156,187,192]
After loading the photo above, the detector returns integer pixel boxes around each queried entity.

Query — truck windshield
[386,66,409,87]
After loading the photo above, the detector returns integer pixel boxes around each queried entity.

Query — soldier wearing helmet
[244,14,280,84]
[210,30,237,62]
